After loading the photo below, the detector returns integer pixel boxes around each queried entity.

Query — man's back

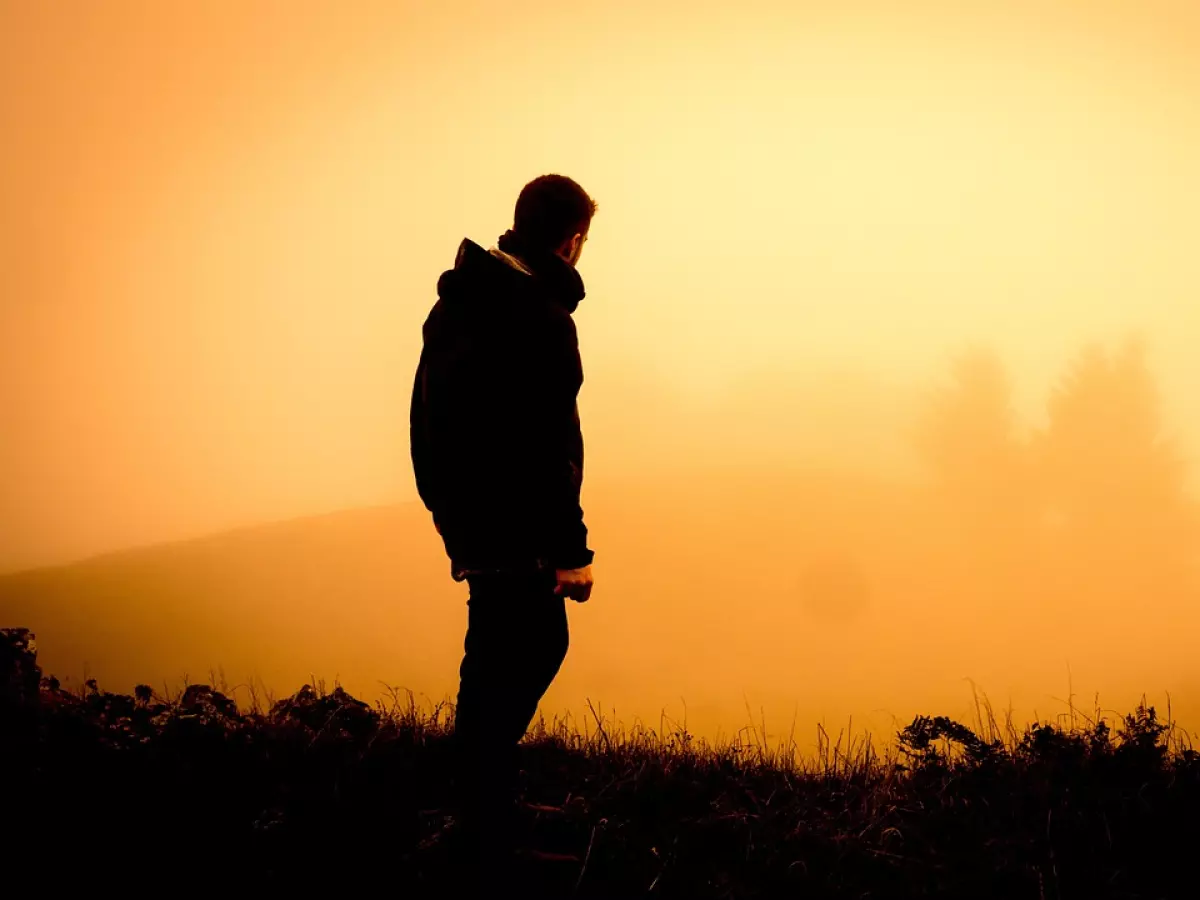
[410,235,592,580]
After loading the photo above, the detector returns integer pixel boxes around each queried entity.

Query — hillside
[0,471,942,731]
[4,469,1198,739]
[0,501,459,700]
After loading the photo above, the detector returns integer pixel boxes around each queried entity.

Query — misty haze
[4,2,1200,896]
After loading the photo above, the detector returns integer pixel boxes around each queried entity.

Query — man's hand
[554,565,594,603]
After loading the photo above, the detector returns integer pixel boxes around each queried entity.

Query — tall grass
[3,626,1197,898]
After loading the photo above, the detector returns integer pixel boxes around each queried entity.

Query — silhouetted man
[409,174,597,880]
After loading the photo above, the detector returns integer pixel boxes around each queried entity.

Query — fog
[3,1,1199,744]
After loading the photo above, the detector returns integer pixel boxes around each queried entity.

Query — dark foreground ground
[3,627,1197,898]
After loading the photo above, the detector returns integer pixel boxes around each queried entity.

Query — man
[409,174,597,877]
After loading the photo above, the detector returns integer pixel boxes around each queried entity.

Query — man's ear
[558,233,582,263]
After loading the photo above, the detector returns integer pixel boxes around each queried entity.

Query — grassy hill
[4,626,1198,898]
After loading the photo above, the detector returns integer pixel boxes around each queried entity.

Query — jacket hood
[436,235,586,315]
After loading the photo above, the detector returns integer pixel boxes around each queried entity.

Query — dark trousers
[453,568,569,874]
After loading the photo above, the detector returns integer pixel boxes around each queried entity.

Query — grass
[3,626,1198,898]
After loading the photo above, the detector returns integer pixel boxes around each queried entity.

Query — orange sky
[3,0,1200,571]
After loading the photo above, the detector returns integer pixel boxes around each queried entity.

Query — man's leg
[453,570,570,878]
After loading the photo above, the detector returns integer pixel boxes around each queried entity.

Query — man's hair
[513,175,597,252]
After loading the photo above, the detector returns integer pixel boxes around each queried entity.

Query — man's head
[513,174,596,267]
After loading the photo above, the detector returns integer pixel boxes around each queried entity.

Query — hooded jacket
[409,231,594,581]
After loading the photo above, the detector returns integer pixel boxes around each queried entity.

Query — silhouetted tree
[915,346,1033,536]
[1030,337,1195,605]
[911,347,1041,616]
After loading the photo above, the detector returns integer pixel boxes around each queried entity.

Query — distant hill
[7,468,1187,738]
[0,502,466,702]
[0,470,926,727]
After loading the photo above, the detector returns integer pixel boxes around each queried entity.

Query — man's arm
[409,345,439,517]
[527,311,594,574]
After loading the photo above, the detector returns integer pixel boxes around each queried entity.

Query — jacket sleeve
[528,312,594,570]
[409,345,439,517]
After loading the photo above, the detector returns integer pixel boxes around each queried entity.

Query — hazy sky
[3,0,1199,571]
